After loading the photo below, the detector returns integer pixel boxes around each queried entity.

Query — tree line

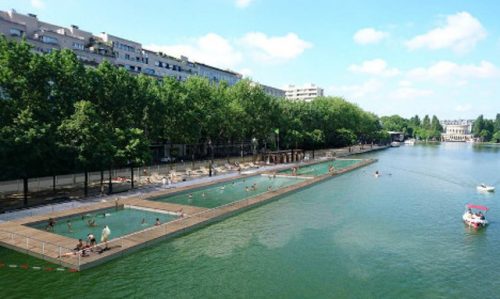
[0,37,388,200]
[380,114,443,141]
[471,114,500,142]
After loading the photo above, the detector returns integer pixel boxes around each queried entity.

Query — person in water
[155,218,161,226]
[67,220,73,233]
[88,219,97,227]
[46,218,56,231]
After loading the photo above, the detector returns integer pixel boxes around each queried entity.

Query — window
[10,28,23,37]
[72,42,84,50]
[41,35,58,45]
[125,54,130,60]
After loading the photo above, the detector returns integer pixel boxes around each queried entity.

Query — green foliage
[0,36,392,181]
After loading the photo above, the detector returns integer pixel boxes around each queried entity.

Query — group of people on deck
[466,209,485,220]
[49,214,112,258]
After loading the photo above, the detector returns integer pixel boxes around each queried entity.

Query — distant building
[285,83,323,102]
[196,62,242,86]
[440,119,474,142]
[259,84,286,98]
[0,9,238,84]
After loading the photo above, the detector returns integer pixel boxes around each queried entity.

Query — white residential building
[285,84,324,101]
[440,119,474,142]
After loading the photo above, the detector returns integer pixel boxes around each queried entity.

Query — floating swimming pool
[27,206,178,240]
[280,159,362,176]
[151,175,306,208]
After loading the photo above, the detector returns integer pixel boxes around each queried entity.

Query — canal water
[1,143,500,298]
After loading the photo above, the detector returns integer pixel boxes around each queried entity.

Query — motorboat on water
[404,139,416,145]
[463,204,489,229]
[477,183,495,192]
[390,141,401,147]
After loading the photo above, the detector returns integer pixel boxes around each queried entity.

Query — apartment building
[259,84,286,98]
[0,9,236,85]
[285,83,324,101]
[196,62,242,86]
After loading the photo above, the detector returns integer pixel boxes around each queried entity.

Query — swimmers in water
[202,192,206,198]
[46,218,56,231]
[267,186,272,191]
[87,219,97,227]
[67,220,73,233]
[220,186,225,190]
[188,193,193,199]
[141,218,146,225]
[245,186,250,192]
[155,218,161,226]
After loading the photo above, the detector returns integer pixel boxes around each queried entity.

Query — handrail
[0,228,74,251]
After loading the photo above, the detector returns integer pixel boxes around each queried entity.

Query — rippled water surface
[1,143,500,298]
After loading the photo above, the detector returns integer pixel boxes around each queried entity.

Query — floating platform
[0,158,376,271]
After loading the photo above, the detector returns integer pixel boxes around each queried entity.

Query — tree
[307,129,325,159]
[58,101,112,196]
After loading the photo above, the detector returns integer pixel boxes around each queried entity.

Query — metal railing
[0,229,80,267]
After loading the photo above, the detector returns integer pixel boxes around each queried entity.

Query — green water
[2,143,500,298]
[152,175,306,208]
[281,159,361,176]
[28,207,178,241]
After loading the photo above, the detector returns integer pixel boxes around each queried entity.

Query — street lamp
[208,139,213,177]
[252,137,258,162]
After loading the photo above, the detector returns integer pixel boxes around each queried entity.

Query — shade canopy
[466,204,489,211]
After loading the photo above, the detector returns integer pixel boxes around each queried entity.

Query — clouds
[146,32,312,71]
[30,0,45,9]
[348,59,400,77]
[407,60,499,83]
[240,32,312,62]
[406,12,486,53]
[353,28,388,45]
[235,0,253,8]
[147,33,243,70]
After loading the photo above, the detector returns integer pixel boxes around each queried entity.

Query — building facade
[285,83,324,102]
[440,120,474,142]
[0,9,247,86]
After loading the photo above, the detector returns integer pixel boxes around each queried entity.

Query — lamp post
[252,137,258,162]
[208,139,213,177]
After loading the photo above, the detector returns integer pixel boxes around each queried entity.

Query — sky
[1,0,500,119]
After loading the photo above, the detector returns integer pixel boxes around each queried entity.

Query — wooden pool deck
[0,158,377,271]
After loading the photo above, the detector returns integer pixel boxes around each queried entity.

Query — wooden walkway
[0,158,377,271]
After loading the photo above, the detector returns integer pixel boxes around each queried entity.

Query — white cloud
[407,60,499,83]
[328,79,383,99]
[406,12,486,53]
[240,32,312,62]
[146,33,243,70]
[353,28,388,45]
[235,0,253,8]
[30,0,45,9]
[348,59,400,77]
[455,104,472,112]
[388,87,433,100]
[398,80,412,87]
[239,68,253,77]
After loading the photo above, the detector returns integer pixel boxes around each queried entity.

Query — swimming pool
[280,159,362,176]
[151,175,306,208]
[27,206,178,241]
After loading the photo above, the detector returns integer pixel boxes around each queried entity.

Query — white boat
[404,139,415,145]
[463,204,488,229]
[390,141,400,147]
[477,183,495,192]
